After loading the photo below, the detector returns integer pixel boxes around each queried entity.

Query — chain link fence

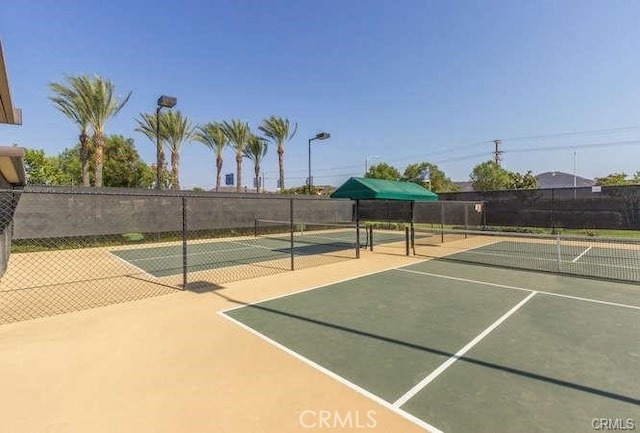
[439,185,640,230]
[357,200,485,254]
[1,187,353,324]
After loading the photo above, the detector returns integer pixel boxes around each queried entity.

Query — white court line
[396,268,640,311]
[119,242,276,263]
[220,260,429,314]
[392,291,538,408]
[455,248,639,272]
[107,251,159,280]
[117,236,356,264]
[220,312,442,433]
[572,246,592,263]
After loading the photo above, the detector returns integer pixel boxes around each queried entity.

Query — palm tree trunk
[79,131,91,187]
[254,163,260,193]
[236,153,243,192]
[171,150,179,190]
[278,143,284,191]
[216,155,223,192]
[94,131,105,187]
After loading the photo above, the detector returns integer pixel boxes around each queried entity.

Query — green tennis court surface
[413,230,640,283]
[223,256,640,433]
[111,229,407,277]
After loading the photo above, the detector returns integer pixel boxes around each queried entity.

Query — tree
[221,120,251,192]
[365,162,401,181]
[161,110,194,190]
[102,135,155,188]
[57,135,154,188]
[48,75,92,186]
[509,170,537,189]
[595,172,634,186]
[81,75,132,187]
[23,148,72,185]
[471,161,537,191]
[135,112,168,189]
[243,134,269,193]
[281,185,333,195]
[401,162,460,192]
[258,116,297,191]
[193,122,227,192]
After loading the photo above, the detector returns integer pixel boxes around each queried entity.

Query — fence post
[368,225,373,251]
[182,196,188,289]
[355,200,360,259]
[290,198,294,271]
[556,233,562,272]
[440,201,445,243]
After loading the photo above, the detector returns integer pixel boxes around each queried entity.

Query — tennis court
[222,242,640,432]
[110,223,406,278]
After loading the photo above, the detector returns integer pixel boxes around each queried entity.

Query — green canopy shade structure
[330,177,438,201]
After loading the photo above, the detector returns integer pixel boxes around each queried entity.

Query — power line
[501,126,640,142]
[505,139,640,154]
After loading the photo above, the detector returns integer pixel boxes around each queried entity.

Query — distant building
[535,171,594,189]
[453,171,594,192]
[453,181,474,192]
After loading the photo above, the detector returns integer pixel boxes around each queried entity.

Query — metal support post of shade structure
[405,227,410,256]
[410,200,415,255]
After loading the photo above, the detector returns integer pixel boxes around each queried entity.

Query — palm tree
[161,110,194,190]
[258,116,297,191]
[83,75,131,187]
[243,134,268,193]
[134,112,168,188]
[48,75,93,187]
[193,122,227,192]
[221,120,250,192]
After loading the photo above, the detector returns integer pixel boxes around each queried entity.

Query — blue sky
[2,0,640,190]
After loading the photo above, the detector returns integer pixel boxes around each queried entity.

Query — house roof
[330,177,438,201]
[536,172,594,189]
[0,146,26,186]
[0,40,21,125]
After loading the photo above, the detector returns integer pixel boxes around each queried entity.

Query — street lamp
[308,132,330,194]
[156,95,177,189]
[364,155,379,175]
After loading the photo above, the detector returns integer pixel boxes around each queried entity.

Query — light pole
[156,95,177,189]
[308,132,330,194]
[364,155,379,175]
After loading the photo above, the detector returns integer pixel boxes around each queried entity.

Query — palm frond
[243,134,268,163]
[193,122,228,157]
[221,119,251,154]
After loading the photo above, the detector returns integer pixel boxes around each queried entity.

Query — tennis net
[255,219,367,267]
[412,227,640,283]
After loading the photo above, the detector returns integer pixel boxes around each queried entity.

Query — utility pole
[492,139,503,166]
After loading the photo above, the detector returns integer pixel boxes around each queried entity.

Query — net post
[355,199,361,259]
[254,218,258,237]
[290,198,294,271]
[368,225,373,251]
[405,226,410,256]
[182,196,188,289]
